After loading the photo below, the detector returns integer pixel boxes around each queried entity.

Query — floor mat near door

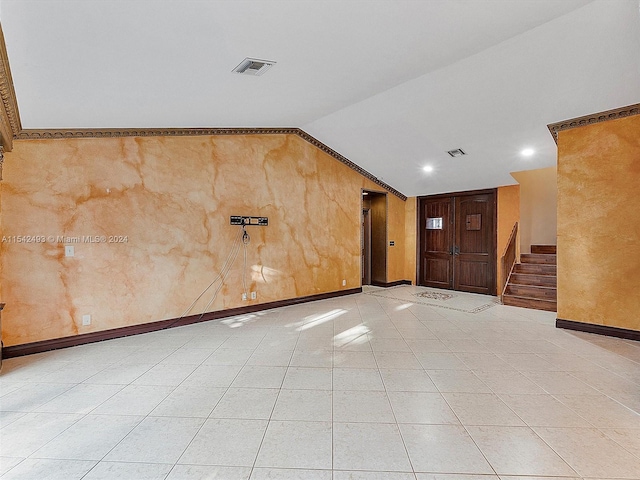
[363,285,499,314]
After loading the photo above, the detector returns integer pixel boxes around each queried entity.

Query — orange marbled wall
[403,197,417,284]
[557,115,640,332]
[1,134,404,346]
[386,193,407,282]
[497,185,520,294]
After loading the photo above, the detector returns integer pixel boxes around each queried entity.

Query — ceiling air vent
[447,148,466,158]
[232,57,276,76]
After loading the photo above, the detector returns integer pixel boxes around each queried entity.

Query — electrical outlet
[342,279,346,286]
[82,314,91,326]
[250,291,257,300]
[65,245,75,257]
[242,293,247,301]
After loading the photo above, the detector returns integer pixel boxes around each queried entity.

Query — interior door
[420,198,454,289]
[419,190,496,295]
[453,193,496,294]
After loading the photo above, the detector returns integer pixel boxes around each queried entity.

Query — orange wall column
[557,115,640,332]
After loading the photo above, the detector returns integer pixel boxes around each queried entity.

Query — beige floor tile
[91,384,175,415]
[182,364,243,387]
[179,418,268,466]
[282,367,332,390]
[167,465,251,479]
[255,421,332,469]
[534,426,640,479]
[1,412,83,457]
[103,416,203,464]
[231,366,287,389]
[333,390,395,423]
[522,371,602,395]
[202,348,254,365]
[83,462,172,480]
[455,353,516,371]
[333,368,385,391]
[601,427,640,458]
[150,385,226,417]
[210,387,279,419]
[374,351,423,369]
[499,394,592,427]
[251,467,331,479]
[333,422,412,472]
[473,371,546,394]
[333,351,378,369]
[428,370,492,393]
[400,424,493,474]
[335,472,416,479]
[443,392,525,426]
[32,414,142,460]
[388,391,460,424]
[0,457,24,476]
[555,394,640,428]
[466,425,577,476]
[379,368,438,392]
[271,389,332,421]
[0,458,96,480]
[416,352,468,370]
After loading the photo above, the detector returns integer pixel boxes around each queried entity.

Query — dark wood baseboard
[556,318,640,342]
[3,287,362,359]
[370,280,412,288]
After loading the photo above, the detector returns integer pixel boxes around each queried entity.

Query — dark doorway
[418,189,496,295]
[362,191,387,285]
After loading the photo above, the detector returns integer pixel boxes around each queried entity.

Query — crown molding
[17,127,407,200]
[547,103,640,144]
[0,24,22,152]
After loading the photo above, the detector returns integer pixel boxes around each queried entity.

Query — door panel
[454,194,495,294]
[420,198,453,289]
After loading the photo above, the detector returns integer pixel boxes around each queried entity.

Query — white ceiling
[1,0,639,197]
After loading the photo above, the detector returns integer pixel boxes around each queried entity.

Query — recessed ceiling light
[362,192,369,195]
[521,148,535,157]
[423,165,434,173]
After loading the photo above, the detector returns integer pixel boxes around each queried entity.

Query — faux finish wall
[557,115,640,332]
[1,134,405,346]
[496,185,520,294]
[404,197,417,285]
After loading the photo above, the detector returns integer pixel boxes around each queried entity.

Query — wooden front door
[419,190,496,295]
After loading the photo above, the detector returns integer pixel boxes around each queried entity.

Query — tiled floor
[1,286,640,480]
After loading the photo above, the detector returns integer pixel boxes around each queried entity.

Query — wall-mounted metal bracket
[230,216,268,226]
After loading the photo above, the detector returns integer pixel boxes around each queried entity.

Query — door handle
[453,246,460,256]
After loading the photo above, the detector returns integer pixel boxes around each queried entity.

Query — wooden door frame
[362,207,371,285]
[416,188,497,294]
[362,188,388,286]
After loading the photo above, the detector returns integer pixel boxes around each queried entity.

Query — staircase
[502,245,557,312]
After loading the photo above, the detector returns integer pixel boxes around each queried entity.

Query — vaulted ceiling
[1,0,639,196]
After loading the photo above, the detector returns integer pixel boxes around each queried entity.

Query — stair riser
[520,254,556,265]
[509,274,557,286]
[514,264,556,275]
[506,285,557,300]
[503,295,557,312]
[531,245,557,254]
